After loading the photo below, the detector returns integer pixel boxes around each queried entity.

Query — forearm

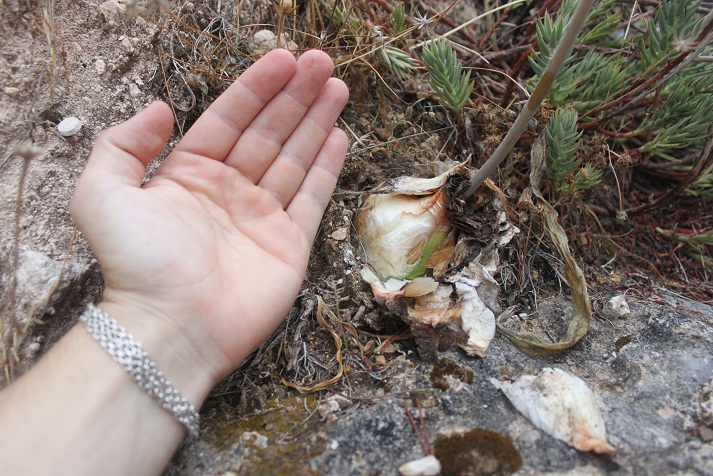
[0,302,215,476]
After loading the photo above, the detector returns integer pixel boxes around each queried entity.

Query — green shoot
[421,38,474,117]
[461,0,597,197]
[376,45,417,81]
[392,2,406,34]
[545,107,582,185]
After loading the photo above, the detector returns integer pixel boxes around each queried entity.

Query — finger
[70,101,173,217]
[223,50,335,182]
[258,78,349,207]
[171,48,297,161]
[286,127,348,242]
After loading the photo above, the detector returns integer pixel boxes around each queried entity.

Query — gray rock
[166,300,713,475]
[13,247,90,322]
[6,247,98,367]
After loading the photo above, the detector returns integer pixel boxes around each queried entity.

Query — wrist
[94,299,218,407]
[0,321,197,475]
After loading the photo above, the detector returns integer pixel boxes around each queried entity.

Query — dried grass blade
[496,135,591,355]
[282,297,344,393]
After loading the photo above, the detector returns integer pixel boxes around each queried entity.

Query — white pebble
[57,117,83,137]
[398,455,441,476]
[4,87,20,96]
[253,29,276,43]
[95,59,106,75]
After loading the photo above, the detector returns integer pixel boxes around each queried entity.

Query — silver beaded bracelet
[79,303,200,437]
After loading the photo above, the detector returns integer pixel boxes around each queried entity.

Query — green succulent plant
[421,38,474,117]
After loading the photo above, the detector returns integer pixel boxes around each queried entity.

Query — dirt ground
[1,1,712,475]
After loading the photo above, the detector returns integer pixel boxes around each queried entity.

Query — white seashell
[602,295,630,319]
[57,117,83,137]
[398,455,441,476]
[490,368,615,454]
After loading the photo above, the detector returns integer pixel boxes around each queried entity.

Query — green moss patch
[434,428,523,476]
[212,394,323,475]
[429,357,475,391]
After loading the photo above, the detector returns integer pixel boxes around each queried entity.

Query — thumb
[71,101,173,217]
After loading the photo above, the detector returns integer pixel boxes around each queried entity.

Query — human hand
[70,49,349,391]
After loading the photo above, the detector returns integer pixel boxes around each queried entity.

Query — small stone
[121,36,134,53]
[317,395,352,419]
[95,59,106,75]
[98,0,125,26]
[330,227,348,241]
[398,455,441,476]
[4,87,20,96]
[250,29,298,55]
[57,117,83,137]
[239,431,268,449]
[128,83,141,97]
[318,399,342,418]
[251,29,276,54]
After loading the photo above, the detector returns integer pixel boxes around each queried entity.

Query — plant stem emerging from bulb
[460,0,597,198]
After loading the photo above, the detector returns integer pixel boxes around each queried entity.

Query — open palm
[70,49,349,380]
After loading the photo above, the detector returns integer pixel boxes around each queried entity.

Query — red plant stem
[468,45,532,66]
[416,398,432,455]
[625,123,713,215]
[582,13,713,126]
[500,0,561,107]
[596,128,638,138]
[639,154,696,169]
[499,44,535,106]
[402,402,430,456]
[478,7,511,50]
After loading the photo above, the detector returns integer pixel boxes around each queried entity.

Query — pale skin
[0,49,349,475]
